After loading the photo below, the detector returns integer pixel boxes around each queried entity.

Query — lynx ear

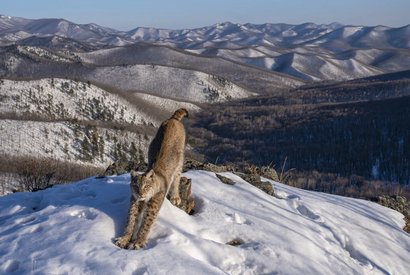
[172,108,188,120]
[145,169,154,178]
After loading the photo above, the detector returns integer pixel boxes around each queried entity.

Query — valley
[1,15,410,196]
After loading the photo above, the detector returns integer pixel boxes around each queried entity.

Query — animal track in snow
[285,195,322,221]
[295,204,321,221]
[225,212,248,224]
[16,216,37,225]
[2,260,20,273]
[242,242,279,259]
[274,190,300,201]
[29,225,43,233]
[111,196,127,204]
[69,209,97,220]
[320,224,382,272]
[287,194,300,200]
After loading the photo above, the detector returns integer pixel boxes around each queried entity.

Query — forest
[189,78,410,192]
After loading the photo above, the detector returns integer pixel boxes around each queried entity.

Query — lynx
[115,108,188,249]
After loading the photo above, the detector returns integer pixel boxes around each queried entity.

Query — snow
[1,170,409,274]
[0,78,161,167]
[86,64,251,103]
[0,119,148,167]
[0,78,155,125]
[134,93,201,114]
[2,16,410,82]
[17,45,74,63]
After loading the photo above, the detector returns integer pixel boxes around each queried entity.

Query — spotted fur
[115,108,188,249]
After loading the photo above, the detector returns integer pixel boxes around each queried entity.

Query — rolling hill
[1,15,410,82]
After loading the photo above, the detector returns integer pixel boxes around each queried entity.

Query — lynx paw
[114,236,130,249]
[170,196,181,206]
[126,242,144,250]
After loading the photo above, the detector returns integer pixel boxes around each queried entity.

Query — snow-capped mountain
[0,15,128,46]
[1,15,410,81]
[2,16,409,50]
[0,42,300,96]
[0,170,409,274]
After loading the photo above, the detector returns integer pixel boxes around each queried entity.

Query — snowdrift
[0,170,409,274]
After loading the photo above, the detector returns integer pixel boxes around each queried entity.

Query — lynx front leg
[115,198,141,248]
[127,192,165,250]
[169,171,182,206]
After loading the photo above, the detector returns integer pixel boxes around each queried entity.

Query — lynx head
[172,108,189,121]
[130,170,157,201]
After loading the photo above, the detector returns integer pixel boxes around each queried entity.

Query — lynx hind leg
[169,170,182,206]
[127,192,165,250]
[115,198,141,249]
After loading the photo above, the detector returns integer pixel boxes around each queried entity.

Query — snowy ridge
[86,64,253,103]
[0,170,409,274]
[74,44,302,92]
[1,15,410,81]
[0,45,261,102]
[134,93,200,113]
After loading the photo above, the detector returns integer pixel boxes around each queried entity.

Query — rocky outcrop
[234,173,275,196]
[183,159,236,173]
[373,195,410,233]
[184,159,278,196]
[104,159,279,214]
[215,174,236,185]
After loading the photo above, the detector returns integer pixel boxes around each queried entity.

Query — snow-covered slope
[75,44,302,92]
[0,45,262,101]
[0,15,128,46]
[0,78,153,124]
[0,78,200,167]
[86,64,253,103]
[1,170,409,274]
[2,15,410,82]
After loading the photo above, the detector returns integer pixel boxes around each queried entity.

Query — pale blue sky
[2,0,409,30]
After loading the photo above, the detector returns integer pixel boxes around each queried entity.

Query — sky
[2,0,409,30]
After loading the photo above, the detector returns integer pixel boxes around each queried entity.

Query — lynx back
[115,108,188,249]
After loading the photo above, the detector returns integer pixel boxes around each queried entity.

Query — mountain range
[1,15,410,81]
[1,15,410,191]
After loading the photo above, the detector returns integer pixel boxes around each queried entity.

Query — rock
[216,174,235,185]
[203,163,235,173]
[260,166,280,182]
[374,195,410,233]
[234,172,275,196]
[175,177,195,215]
[243,164,279,181]
[183,159,204,172]
[103,161,148,176]
[226,238,244,246]
[183,158,236,173]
